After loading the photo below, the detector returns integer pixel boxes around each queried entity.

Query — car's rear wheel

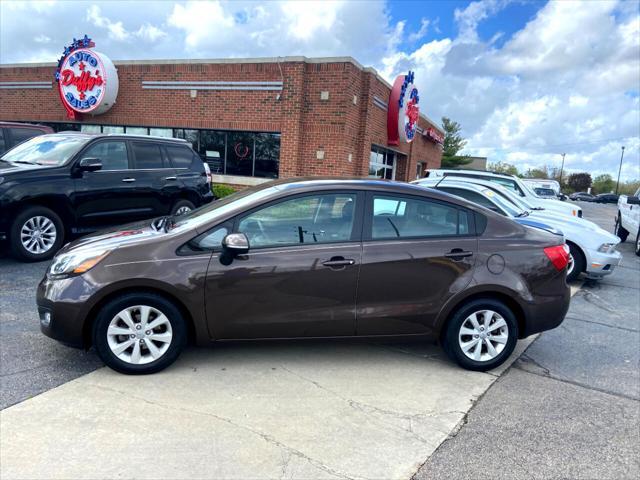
[171,199,195,216]
[443,299,518,371]
[566,242,585,282]
[10,206,64,262]
[614,214,629,242]
[93,293,187,375]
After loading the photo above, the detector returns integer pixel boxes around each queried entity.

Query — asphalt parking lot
[1,202,638,479]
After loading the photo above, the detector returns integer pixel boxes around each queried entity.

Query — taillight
[544,244,570,271]
[203,162,212,185]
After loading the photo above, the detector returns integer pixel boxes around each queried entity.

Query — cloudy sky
[1,0,639,180]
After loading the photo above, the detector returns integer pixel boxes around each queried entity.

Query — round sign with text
[58,48,118,115]
[397,77,420,144]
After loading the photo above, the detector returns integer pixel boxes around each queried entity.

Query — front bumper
[584,249,622,278]
[36,274,97,348]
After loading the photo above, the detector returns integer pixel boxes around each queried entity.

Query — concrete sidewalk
[1,337,534,479]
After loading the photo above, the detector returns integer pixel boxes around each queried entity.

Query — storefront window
[226,132,254,177]
[254,133,280,179]
[369,146,395,180]
[200,131,226,174]
[126,126,149,135]
[30,122,280,179]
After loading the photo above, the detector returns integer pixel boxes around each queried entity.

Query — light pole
[615,146,625,195]
[559,153,566,185]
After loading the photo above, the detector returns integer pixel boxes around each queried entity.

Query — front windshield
[479,188,523,217]
[169,183,279,232]
[1,134,89,166]
[484,184,535,211]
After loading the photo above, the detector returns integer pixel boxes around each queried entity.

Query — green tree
[441,117,472,168]
[591,174,615,194]
[567,172,592,192]
[488,161,520,176]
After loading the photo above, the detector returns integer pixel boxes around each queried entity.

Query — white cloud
[86,5,130,41]
[408,18,430,43]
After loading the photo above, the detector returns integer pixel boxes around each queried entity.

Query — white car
[425,169,581,218]
[414,178,622,281]
[615,187,640,256]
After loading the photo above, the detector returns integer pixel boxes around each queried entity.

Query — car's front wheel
[635,229,640,257]
[566,242,585,282]
[93,293,187,374]
[614,214,629,242]
[443,299,518,371]
[10,206,64,262]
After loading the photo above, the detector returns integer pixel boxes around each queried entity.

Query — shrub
[212,184,236,198]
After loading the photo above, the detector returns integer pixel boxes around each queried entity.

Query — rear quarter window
[165,145,196,169]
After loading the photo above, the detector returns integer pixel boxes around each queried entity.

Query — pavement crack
[517,354,551,377]
[512,366,640,402]
[85,382,363,480]
[564,315,639,333]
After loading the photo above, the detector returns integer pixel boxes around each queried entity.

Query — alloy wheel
[175,206,192,215]
[458,310,509,362]
[106,305,173,365]
[567,253,575,276]
[20,216,57,254]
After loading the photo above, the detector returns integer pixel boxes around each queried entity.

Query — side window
[165,145,195,169]
[131,142,164,169]
[196,225,229,250]
[0,129,6,154]
[9,127,40,146]
[80,141,129,171]
[371,195,469,239]
[238,193,357,248]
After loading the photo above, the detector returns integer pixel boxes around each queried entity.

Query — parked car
[533,187,557,199]
[37,178,571,374]
[414,177,622,281]
[594,193,619,204]
[0,121,53,155]
[615,188,640,256]
[0,133,214,262]
[425,169,582,217]
[569,192,595,201]
[523,178,561,195]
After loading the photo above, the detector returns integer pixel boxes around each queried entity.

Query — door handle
[121,177,136,183]
[444,248,473,260]
[322,256,356,268]
[164,176,177,181]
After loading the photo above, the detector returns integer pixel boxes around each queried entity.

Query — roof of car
[0,121,54,131]
[427,168,518,179]
[34,132,188,143]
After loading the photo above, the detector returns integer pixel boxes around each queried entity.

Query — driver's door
[204,191,363,339]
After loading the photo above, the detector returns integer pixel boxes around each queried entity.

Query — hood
[529,198,581,216]
[525,211,619,246]
[60,220,166,254]
[0,161,54,175]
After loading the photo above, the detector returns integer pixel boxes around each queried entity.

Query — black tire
[635,229,640,257]
[171,199,195,216]
[614,213,629,242]
[442,298,518,372]
[92,292,187,375]
[566,242,585,282]
[10,206,65,262]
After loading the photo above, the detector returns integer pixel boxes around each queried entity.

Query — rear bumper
[520,285,571,338]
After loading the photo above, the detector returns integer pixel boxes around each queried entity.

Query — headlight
[597,243,616,253]
[48,248,111,278]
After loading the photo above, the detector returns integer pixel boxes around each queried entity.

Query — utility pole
[615,146,625,195]
[559,153,566,185]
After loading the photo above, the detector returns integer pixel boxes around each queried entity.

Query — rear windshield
[0,134,89,166]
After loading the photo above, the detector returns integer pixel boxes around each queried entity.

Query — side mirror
[222,233,249,255]
[627,196,640,205]
[78,157,102,172]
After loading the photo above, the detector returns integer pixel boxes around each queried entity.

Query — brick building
[0,56,443,187]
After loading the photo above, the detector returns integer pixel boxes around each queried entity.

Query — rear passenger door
[164,144,207,204]
[356,192,477,336]
[129,141,182,216]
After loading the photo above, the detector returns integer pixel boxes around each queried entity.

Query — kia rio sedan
[37,178,571,374]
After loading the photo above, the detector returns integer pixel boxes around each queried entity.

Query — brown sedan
[37,178,571,374]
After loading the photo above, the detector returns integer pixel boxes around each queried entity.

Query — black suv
[0,133,214,261]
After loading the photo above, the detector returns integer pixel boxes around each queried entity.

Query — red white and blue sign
[387,70,420,145]
[55,36,118,119]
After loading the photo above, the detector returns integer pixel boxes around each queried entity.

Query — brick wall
[0,57,442,182]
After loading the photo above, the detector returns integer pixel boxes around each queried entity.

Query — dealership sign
[387,70,419,146]
[55,36,118,119]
